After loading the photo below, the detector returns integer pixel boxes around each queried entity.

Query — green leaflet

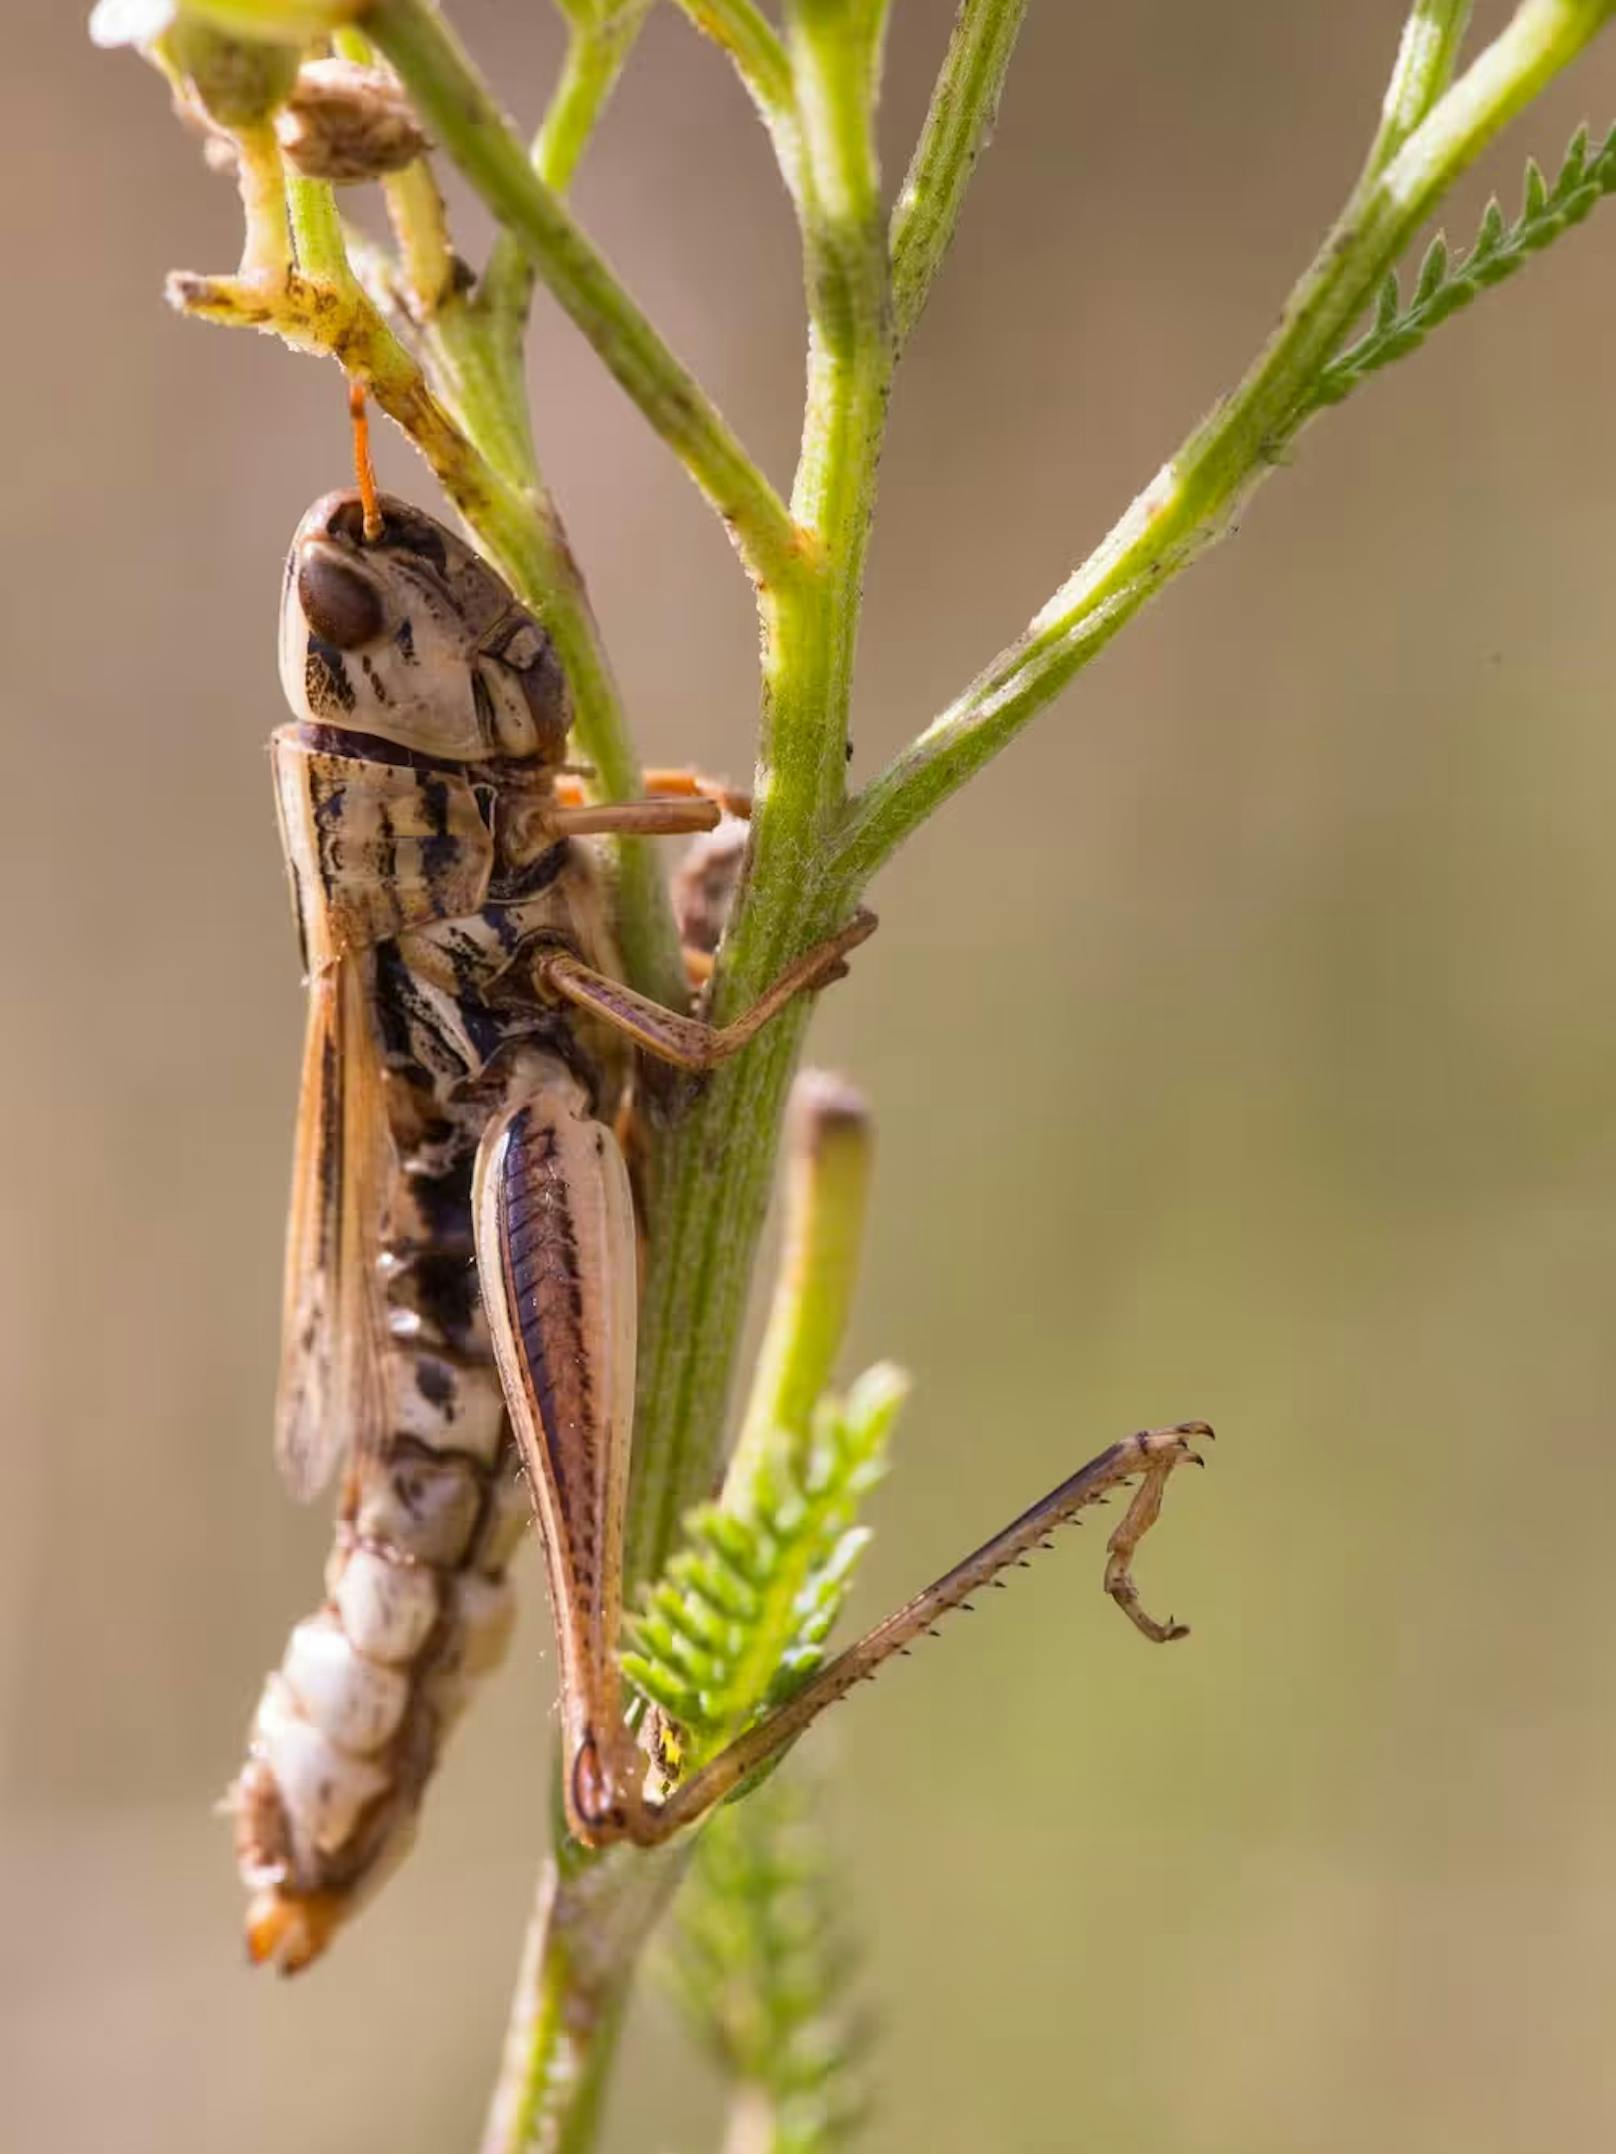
[622,1364,908,1763]
[666,1774,869,2154]
[1294,122,1616,424]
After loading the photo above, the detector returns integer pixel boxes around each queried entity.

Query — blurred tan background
[6,3,1616,2149]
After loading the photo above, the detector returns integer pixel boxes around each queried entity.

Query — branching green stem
[491,40,899,2139]
[480,9,896,2144]
[828,0,1616,892]
[365,0,806,591]
[480,4,653,337]
[889,0,1028,350]
[537,5,649,194]
[628,0,893,1592]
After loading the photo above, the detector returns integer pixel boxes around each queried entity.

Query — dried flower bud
[276,60,429,184]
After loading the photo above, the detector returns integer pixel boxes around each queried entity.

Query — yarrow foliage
[623,1366,908,1763]
[667,1775,870,2154]
[1298,122,1616,421]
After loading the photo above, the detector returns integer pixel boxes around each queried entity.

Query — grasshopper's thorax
[273,491,583,960]
[280,490,569,769]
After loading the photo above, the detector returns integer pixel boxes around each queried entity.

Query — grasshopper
[233,468,1209,1973]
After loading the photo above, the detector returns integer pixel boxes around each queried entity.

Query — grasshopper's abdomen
[233,833,625,1969]
[234,1112,528,1974]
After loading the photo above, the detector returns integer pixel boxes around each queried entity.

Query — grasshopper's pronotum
[232,451,1210,1972]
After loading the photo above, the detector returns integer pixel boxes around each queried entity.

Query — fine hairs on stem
[91,1,1616,2148]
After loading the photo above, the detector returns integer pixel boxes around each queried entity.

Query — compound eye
[298,548,384,650]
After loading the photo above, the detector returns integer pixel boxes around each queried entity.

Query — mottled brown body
[235,493,639,1971]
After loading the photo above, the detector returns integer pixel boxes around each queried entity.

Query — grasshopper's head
[280,491,569,765]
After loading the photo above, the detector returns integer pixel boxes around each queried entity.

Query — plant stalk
[479,9,895,2145]
[889,0,1029,350]
[666,0,802,199]
[828,0,1616,890]
[1363,0,1476,178]
[629,0,893,1590]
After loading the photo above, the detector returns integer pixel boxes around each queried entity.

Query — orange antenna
[348,379,383,542]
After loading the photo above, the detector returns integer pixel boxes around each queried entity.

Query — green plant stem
[538,8,648,193]
[629,0,892,1591]
[1364,0,1476,178]
[181,0,359,35]
[889,0,1029,350]
[827,0,1616,892]
[483,16,894,2144]
[382,156,457,308]
[480,1849,684,2154]
[481,4,653,335]
[666,0,802,197]
[233,122,295,274]
[173,171,529,563]
[365,0,806,591]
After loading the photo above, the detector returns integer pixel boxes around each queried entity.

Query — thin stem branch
[889,0,1029,351]
[1363,0,1476,178]
[481,4,653,336]
[382,157,457,311]
[772,0,891,821]
[666,0,803,199]
[173,172,488,513]
[539,5,650,193]
[365,0,806,590]
[235,121,295,276]
[669,0,793,112]
[828,0,1616,892]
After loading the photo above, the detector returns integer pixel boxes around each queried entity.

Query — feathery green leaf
[665,1774,870,2154]
[622,1365,908,1766]
[1295,122,1616,422]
